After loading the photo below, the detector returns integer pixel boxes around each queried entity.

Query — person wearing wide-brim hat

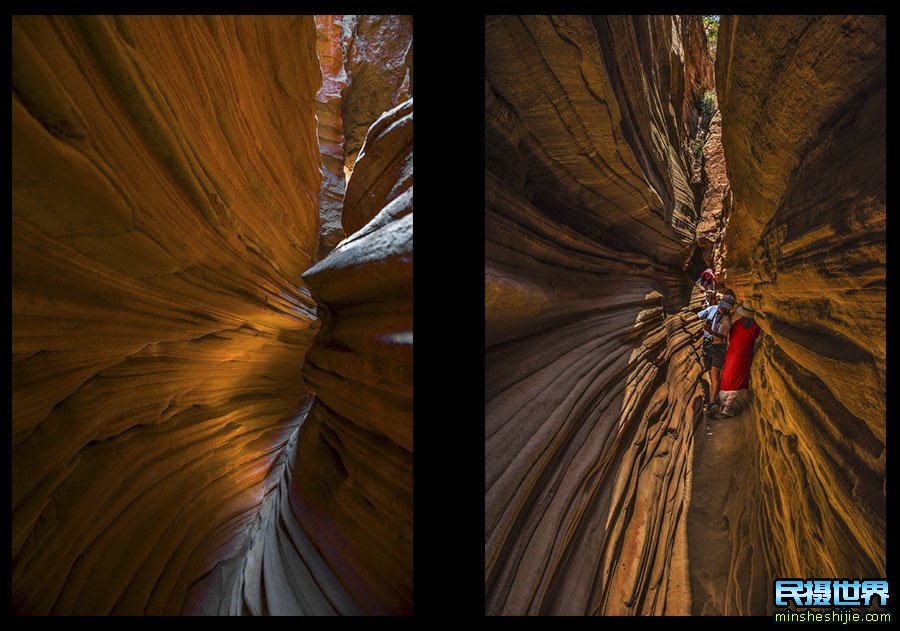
[697,292,736,415]
[734,302,755,320]
[715,301,761,417]
[697,267,716,293]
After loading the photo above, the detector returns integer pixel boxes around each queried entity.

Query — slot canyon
[12,15,412,615]
[485,14,884,616]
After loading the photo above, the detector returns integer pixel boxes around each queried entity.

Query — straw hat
[735,301,755,319]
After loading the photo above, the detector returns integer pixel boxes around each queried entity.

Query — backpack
[710,309,729,342]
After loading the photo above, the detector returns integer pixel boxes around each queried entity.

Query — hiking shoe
[718,408,734,418]
[706,404,719,415]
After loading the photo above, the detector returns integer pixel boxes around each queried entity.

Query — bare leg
[710,366,721,404]
[719,390,737,415]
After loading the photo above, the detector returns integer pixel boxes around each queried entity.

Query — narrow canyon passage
[12,15,412,615]
[687,399,755,615]
[485,14,884,616]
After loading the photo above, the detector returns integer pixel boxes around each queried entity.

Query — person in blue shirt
[697,292,736,415]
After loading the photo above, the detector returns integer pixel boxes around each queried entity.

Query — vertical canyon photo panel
[13,15,412,615]
[485,14,885,616]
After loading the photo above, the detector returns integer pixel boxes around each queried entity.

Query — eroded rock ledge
[485,15,713,615]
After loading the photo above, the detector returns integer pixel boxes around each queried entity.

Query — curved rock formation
[296,100,414,614]
[714,15,885,614]
[343,99,413,236]
[485,15,713,615]
[13,14,412,616]
[485,13,885,618]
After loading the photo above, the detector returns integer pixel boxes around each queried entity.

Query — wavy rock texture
[485,15,713,615]
[695,110,730,275]
[12,14,410,616]
[340,15,412,173]
[315,14,349,259]
[714,15,885,614]
[299,102,414,614]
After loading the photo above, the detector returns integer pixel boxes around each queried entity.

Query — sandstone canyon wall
[313,14,412,259]
[296,97,414,614]
[714,15,885,613]
[13,14,412,615]
[315,14,350,259]
[341,15,412,175]
[485,15,714,615]
[695,110,730,278]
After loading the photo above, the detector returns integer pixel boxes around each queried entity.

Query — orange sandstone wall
[715,15,885,614]
[12,14,412,615]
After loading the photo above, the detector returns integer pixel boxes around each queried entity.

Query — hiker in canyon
[486,14,884,617]
[713,301,761,418]
[697,267,716,293]
[697,292,735,415]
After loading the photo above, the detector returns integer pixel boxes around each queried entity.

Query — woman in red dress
[716,301,761,417]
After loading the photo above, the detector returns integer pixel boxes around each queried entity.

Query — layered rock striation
[12,15,322,615]
[714,15,885,614]
[485,15,713,615]
[485,13,884,617]
[13,14,412,616]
